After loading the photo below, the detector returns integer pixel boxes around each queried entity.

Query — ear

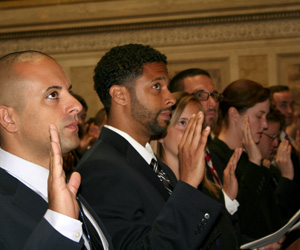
[228,107,239,121]
[109,85,129,106]
[0,106,18,133]
[158,137,164,144]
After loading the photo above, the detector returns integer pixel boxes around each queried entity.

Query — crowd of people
[0,44,299,250]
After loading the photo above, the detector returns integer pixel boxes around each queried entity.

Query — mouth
[205,111,216,117]
[159,110,172,121]
[65,121,79,131]
[257,132,263,137]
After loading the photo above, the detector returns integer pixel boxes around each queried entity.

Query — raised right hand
[178,112,211,188]
[242,115,262,166]
[222,148,243,200]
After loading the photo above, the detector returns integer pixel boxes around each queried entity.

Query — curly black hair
[93,44,167,114]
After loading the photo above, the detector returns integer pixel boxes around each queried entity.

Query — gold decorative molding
[0,10,299,40]
[1,12,299,55]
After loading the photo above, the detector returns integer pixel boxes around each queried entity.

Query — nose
[68,94,83,115]
[262,117,268,130]
[165,89,176,107]
[207,95,217,107]
[287,106,294,115]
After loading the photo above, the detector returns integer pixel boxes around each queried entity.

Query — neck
[218,127,243,150]
[107,116,150,146]
[2,143,49,169]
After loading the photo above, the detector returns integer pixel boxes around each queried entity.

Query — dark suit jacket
[0,168,112,250]
[209,137,286,241]
[76,127,223,250]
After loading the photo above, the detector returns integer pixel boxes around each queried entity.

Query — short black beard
[130,90,169,137]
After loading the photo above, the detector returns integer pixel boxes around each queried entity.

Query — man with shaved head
[0,51,112,249]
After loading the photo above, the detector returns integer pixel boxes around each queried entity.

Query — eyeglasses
[193,90,224,102]
[262,132,279,141]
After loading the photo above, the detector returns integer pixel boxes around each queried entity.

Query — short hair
[220,79,270,128]
[0,50,52,108]
[268,85,291,108]
[169,68,211,93]
[266,107,285,131]
[73,93,88,111]
[93,44,167,114]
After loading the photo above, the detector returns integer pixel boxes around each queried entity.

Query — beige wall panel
[70,65,103,120]
[238,55,268,86]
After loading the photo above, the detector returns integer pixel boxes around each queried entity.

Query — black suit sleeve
[24,218,84,250]
[79,159,222,250]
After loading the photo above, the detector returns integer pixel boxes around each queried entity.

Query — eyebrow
[43,85,72,94]
[150,76,166,83]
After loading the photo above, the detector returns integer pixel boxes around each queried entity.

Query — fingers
[49,124,64,179]
[179,114,196,149]
[68,172,81,197]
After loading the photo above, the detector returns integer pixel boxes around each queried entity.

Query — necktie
[205,150,222,186]
[77,197,104,250]
[150,158,173,195]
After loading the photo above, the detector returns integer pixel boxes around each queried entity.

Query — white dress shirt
[0,148,109,250]
[105,125,156,164]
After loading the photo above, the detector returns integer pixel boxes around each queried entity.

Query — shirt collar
[0,148,49,202]
[104,125,155,164]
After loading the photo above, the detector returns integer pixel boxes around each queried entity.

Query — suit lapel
[100,127,171,201]
[78,194,113,247]
[0,168,47,222]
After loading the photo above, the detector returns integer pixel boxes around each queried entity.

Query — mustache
[206,108,217,113]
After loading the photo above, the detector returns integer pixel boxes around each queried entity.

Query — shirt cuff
[222,189,239,215]
[44,209,83,243]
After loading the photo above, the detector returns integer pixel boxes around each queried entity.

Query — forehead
[14,57,70,91]
[183,75,215,93]
[273,91,294,102]
[134,62,169,88]
[246,99,270,114]
[142,62,168,77]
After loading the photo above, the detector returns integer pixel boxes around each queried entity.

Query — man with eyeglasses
[257,108,300,223]
[169,68,223,131]
[169,68,240,214]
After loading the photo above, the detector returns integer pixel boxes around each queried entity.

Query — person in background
[63,94,94,177]
[152,91,242,249]
[268,85,300,185]
[169,68,222,133]
[169,68,240,218]
[209,79,286,246]
[257,108,300,219]
[87,108,107,146]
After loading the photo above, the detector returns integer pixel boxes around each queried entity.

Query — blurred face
[130,62,176,138]
[257,121,280,159]
[182,75,219,129]
[161,101,201,157]
[273,91,294,126]
[236,99,270,144]
[78,108,87,138]
[14,57,82,156]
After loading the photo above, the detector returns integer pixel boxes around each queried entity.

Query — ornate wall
[1,0,300,117]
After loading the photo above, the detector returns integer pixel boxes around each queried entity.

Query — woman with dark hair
[209,79,286,243]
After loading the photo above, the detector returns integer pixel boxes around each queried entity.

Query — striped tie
[205,150,222,186]
[150,158,173,195]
